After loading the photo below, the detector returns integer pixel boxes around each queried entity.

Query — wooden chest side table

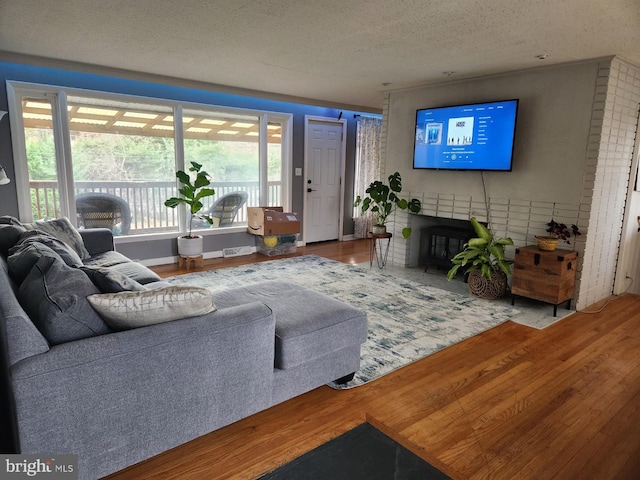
[511,245,578,316]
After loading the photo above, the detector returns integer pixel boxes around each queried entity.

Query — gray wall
[385,60,599,204]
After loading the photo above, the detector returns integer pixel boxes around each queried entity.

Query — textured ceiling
[0,0,638,110]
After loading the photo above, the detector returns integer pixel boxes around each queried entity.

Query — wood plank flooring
[150,238,371,278]
[106,240,640,479]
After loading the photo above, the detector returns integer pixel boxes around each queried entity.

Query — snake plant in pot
[354,171,422,239]
[447,217,514,299]
[164,161,215,257]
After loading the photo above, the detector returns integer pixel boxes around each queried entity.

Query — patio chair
[75,192,132,235]
[204,191,249,227]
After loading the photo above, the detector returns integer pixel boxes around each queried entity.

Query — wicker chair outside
[205,191,249,227]
[75,192,132,235]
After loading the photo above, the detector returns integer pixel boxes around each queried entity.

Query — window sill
[113,225,249,244]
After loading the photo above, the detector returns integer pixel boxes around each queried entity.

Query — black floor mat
[257,422,451,480]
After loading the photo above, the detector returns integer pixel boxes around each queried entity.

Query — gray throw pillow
[0,216,23,226]
[0,224,27,257]
[80,265,146,293]
[23,217,90,260]
[12,230,83,267]
[7,242,64,285]
[18,255,111,345]
[87,286,216,331]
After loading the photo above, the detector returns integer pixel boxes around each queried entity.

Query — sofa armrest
[79,228,114,256]
[11,302,275,479]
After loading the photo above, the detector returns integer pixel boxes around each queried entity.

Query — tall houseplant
[447,217,514,299]
[354,171,421,238]
[164,161,215,256]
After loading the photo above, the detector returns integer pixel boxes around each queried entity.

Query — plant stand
[179,254,203,270]
[367,232,392,269]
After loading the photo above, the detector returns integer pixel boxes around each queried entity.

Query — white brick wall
[577,58,640,309]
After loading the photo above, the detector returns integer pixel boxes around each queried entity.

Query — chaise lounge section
[0,216,368,479]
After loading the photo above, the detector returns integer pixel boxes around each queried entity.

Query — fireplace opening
[415,216,477,275]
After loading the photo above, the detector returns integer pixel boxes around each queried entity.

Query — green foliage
[354,172,422,239]
[24,128,270,184]
[25,130,57,180]
[546,218,581,244]
[447,217,514,280]
[164,162,216,238]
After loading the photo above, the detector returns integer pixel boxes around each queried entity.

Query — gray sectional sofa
[0,216,367,479]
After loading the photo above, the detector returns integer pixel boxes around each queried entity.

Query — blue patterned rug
[165,255,520,389]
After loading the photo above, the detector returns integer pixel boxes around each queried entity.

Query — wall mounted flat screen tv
[413,99,518,171]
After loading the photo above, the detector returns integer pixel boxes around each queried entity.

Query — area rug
[165,255,520,389]
[257,422,451,480]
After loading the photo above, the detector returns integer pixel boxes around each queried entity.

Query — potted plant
[536,219,581,251]
[447,217,514,299]
[354,171,421,238]
[164,161,215,256]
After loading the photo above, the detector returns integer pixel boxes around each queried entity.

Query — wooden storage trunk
[511,245,577,306]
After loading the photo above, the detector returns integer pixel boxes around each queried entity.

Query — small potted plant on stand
[536,219,581,251]
[447,217,514,299]
[354,171,421,239]
[165,161,215,257]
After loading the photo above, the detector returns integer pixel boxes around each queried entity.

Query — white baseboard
[138,247,258,267]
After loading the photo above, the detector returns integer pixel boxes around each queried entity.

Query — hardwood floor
[150,238,372,278]
[107,241,640,479]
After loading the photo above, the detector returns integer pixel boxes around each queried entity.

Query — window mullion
[259,115,268,206]
[174,104,186,233]
[49,91,76,223]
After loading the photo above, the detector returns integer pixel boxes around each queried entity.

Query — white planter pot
[177,235,203,257]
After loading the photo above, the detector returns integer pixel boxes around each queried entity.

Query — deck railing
[29,180,281,235]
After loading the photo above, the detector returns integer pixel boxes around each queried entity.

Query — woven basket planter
[467,270,508,300]
[536,236,559,251]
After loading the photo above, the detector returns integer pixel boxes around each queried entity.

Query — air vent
[222,246,253,258]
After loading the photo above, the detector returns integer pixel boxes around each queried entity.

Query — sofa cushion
[82,250,132,268]
[212,281,368,370]
[106,262,162,285]
[18,255,111,345]
[0,224,27,257]
[23,217,90,260]
[83,251,161,284]
[12,230,83,268]
[79,265,146,293]
[0,263,50,364]
[87,286,216,330]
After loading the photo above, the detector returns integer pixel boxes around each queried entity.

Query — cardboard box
[247,207,300,236]
[255,234,298,256]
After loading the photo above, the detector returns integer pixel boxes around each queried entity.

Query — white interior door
[304,118,346,243]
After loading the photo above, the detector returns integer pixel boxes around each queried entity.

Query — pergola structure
[20,98,282,143]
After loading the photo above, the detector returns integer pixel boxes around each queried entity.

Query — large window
[9,82,290,238]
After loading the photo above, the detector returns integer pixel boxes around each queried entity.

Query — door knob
[307,188,316,193]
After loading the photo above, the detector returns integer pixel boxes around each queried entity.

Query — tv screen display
[413,99,518,171]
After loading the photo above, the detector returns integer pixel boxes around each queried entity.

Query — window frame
[6,80,292,242]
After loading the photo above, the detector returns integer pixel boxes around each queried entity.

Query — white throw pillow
[87,286,216,330]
